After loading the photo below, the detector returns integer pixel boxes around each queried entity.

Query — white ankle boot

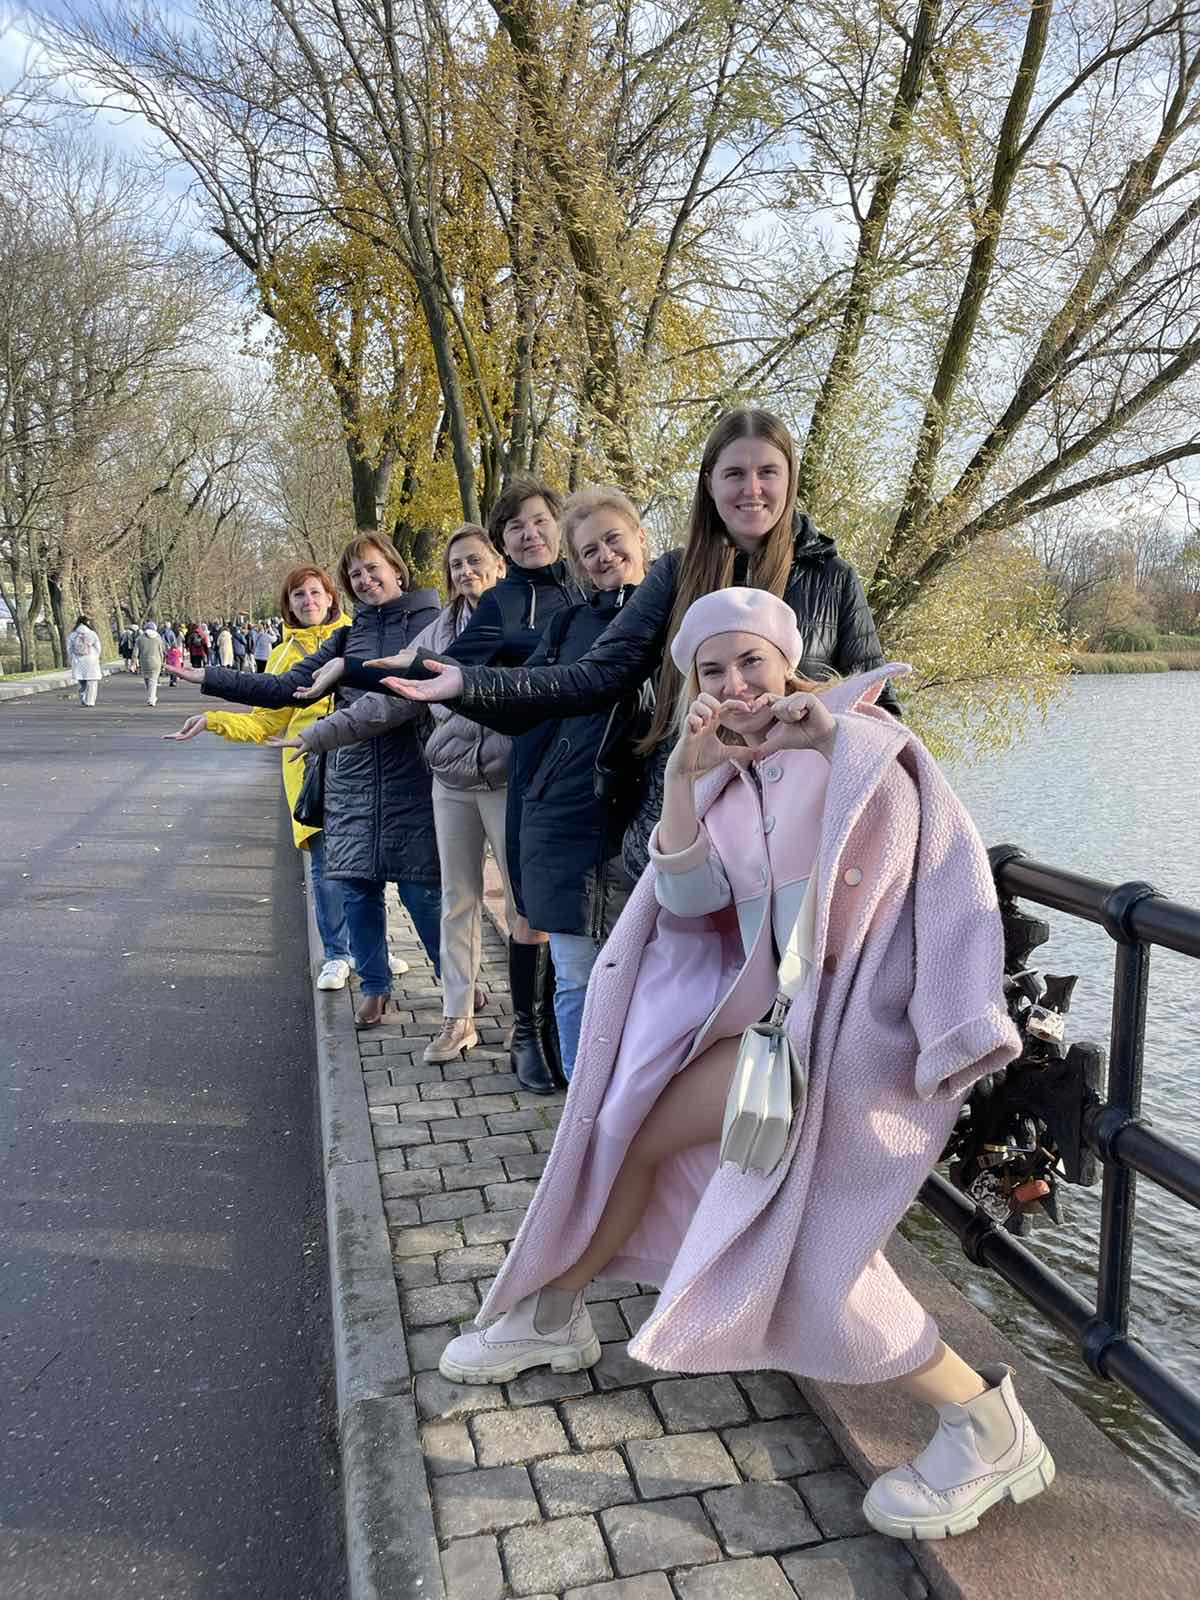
[864,1365,1055,1540]
[438,1289,601,1385]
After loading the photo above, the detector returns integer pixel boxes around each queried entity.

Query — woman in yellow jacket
[164,564,365,991]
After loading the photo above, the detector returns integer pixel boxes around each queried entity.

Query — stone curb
[303,856,444,1600]
[0,661,122,700]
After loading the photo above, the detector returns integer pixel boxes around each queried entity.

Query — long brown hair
[441,523,503,622]
[640,408,799,753]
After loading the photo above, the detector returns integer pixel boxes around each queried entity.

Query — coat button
[763,816,775,834]
[843,867,863,886]
[763,764,782,782]
[823,952,837,975]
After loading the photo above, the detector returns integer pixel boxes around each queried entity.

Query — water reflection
[909,671,1200,1518]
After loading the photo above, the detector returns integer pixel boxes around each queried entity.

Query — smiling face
[288,575,334,627]
[500,495,561,569]
[447,532,503,604]
[705,437,791,553]
[694,630,791,736]
[347,544,405,606]
[569,508,648,591]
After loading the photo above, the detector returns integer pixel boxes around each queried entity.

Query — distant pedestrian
[231,625,247,667]
[163,636,183,686]
[135,621,164,705]
[185,623,208,669]
[251,622,274,670]
[67,615,102,706]
[118,626,138,673]
[217,624,234,667]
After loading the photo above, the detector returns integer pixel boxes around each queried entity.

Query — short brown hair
[486,474,563,552]
[337,533,410,598]
[278,564,339,627]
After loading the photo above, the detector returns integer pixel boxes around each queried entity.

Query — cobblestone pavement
[361,891,929,1600]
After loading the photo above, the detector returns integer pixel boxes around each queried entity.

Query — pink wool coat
[478,665,1021,1384]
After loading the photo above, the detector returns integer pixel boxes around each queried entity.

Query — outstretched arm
[201,628,348,709]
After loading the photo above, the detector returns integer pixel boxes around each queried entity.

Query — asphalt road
[0,670,344,1600]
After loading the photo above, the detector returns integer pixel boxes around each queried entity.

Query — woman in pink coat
[441,587,1056,1541]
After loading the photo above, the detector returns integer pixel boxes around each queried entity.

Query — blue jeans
[340,877,442,995]
[548,932,602,1082]
[307,835,350,962]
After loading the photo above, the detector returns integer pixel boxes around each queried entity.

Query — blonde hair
[561,486,642,584]
[640,407,799,754]
[672,664,834,748]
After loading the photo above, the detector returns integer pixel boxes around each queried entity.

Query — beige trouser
[432,777,518,1018]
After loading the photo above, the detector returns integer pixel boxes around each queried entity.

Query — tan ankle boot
[424,1017,478,1063]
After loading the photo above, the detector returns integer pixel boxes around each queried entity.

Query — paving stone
[420,1189,485,1223]
[487,1109,545,1134]
[383,1197,420,1226]
[470,1072,521,1094]
[502,1515,612,1596]
[618,1294,658,1334]
[397,1100,464,1121]
[564,1578,673,1600]
[561,1390,663,1449]
[591,1342,669,1392]
[781,1534,928,1599]
[471,1405,570,1467]
[484,1179,540,1210]
[409,1141,468,1169]
[380,1168,443,1200]
[407,1321,455,1373]
[795,1469,871,1538]
[674,1555,796,1600]
[530,1127,558,1151]
[438,1523,505,1600]
[721,1417,842,1480]
[362,1068,391,1086]
[703,1482,820,1555]
[433,1465,540,1538]
[388,1060,446,1085]
[419,1079,465,1100]
[415,1370,507,1423]
[463,1209,525,1246]
[403,1280,479,1328]
[444,1161,507,1191]
[468,1132,533,1160]
[435,1116,489,1140]
[391,1222,462,1258]
[585,1280,642,1302]
[733,1371,810,1419]
[437,1244,507,1283]
[394,1255,438,1288]
[502,1151,548,1181]
[506,1365,595,1406]
[422,1420,476,1476]
[652,1376,749,1433]
[471,1093,521,1115]
[600,1498,720,1575]
[366,1080,421,1104]
[531,1449,634,1516]
[373,1122,432,1148]
[626,1431,739,1499]
[368,1104,399,1124]
[584,1301,628,1343]
[375,1149,409,1174]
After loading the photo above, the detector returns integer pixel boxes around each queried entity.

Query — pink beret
[670,587,803,675]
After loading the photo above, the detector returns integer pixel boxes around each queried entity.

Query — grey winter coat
[300,601,510,791]
[134,629,164,676]
[201,590,441,884]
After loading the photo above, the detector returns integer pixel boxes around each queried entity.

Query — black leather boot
[540,953,566,1087]
[509,939,556,1094]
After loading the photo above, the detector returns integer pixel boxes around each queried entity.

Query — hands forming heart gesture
[666,690,836,783]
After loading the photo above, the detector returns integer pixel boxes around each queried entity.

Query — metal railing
[917,845,1200,1456]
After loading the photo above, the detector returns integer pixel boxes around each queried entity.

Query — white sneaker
[439,1289,600,1385]
[389,955,410,975]
[863,1365,1055,1540]
[316,959,351,991]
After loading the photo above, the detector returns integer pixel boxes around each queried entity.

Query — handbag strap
[772,871,819,1018]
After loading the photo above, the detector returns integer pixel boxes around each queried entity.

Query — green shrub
[1069,652,1169,673]
[1093,625,1160,653]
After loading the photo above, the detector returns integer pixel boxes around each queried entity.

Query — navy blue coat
[202,591,441,884]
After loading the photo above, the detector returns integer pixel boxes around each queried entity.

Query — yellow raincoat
[203,613,351,847]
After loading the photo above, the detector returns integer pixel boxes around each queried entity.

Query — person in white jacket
[66,615,102,706]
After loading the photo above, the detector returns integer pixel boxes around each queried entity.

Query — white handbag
[719,876,815,1177]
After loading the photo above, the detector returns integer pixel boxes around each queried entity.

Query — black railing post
[1095,882,1157,1345]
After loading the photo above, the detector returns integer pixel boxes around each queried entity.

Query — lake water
[902,670,1200,1518]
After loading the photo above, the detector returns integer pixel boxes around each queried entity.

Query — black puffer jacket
[449,516,900,722]
[465,584,651,940]
[202,590,441,883]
